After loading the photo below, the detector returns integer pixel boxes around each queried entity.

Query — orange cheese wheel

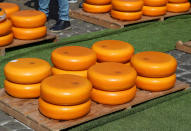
[39,98,91,120]
[0,3,19,18]
[4,80,40,98]
[86,0,111,5]
[0,32,13,47]
[0,8,6,22]
[83,3,112,13]
[0,19,12,36]
[143,0,167,7]
[111,10,142,21]
[51,46,96,71]
[112,0,144,12]
[167,3,190,13]
[130,51,177,77]
[10,10,46,28]
[168,0,188,3]
[92,40,134,63]
[91,85,136,105]
[4,58,51,84]
[41,74,92,105]
[136,74,176,91]
[12,26,47,40]
[143,6,167,16]
[52,67,87,78]
[88,62,137,91]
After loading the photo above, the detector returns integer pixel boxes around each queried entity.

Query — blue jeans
[39,0,70,21]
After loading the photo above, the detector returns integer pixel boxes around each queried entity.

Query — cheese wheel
[12,26,47,40]
[143,6,167,16]
[4,58,51,84]
[4,80,40,98]
[39,98,91,120]
[41,74,92,105]
[0,8,6,22]
[111,10,142,21]
[92,40,134,63]
[0,33,13,47]
[0,19,12,36]
[52,67,87,78]
[143,0,167,7]
[83,3,112,13]
[51,46,96,71]
[125,62,131,66]
[167,3,190,13]
[130,51,177,77]
[91,85,136,105]
[136,74,176,91]
[168,0,188,3]
[88,62,137,91]
[0,3,19,18]
[112,0,144,12]
[10,10,46,28]
[85,0,111,5]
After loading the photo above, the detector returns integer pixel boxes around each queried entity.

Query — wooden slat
[69,9,191,29]
[0,80,189,131]
[0,33,57,56]
[176,41,191,53]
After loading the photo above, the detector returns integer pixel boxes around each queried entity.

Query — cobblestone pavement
[1,0,191,131]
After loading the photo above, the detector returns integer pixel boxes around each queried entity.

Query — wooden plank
[0,80,189,131]
[0,33,57,56]
[69,9,191,29]
[176,41,191,53]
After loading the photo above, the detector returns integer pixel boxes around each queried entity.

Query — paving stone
[0,125,11,131]
[16,129,34,131]
[176,68,186,74]
[0,110,14,125]
[180,73,191,82]
[4,121,27,130]
[178,54,191,65]
[168,50,186,59]
[179,65,191,71]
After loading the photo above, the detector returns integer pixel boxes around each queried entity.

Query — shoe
[68,0,78,3]
[50,20,71,32]
[79,2,83,8]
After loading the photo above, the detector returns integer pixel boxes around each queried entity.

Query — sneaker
[50,20,71,32]
[68,0,78,3]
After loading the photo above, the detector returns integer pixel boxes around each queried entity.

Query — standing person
[39,0,71,32]
[79,0,84,8]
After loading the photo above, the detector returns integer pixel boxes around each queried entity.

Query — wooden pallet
[0,80,189,131]
[69,9,191,29]
[0,33,57,56]
[176,40,191,53]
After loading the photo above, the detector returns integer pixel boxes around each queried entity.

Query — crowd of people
[39,0,84,32]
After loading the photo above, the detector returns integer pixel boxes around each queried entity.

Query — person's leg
[79,0,84,8]
[38,0,50,17]
[50,0,71,31]
[58,0,70,21]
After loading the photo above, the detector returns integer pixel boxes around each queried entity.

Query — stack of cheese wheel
[83,0,112,13]
[39,74,92,120]
[92,40,134,65]
[88,62,137,105]
[0,2,19,18]
[10,10,47,40]
[131,51,177,92]
[111,0,143,21]
[4,58,51,98]
[142,0,168,16]
[0,8,13,47]
[167,0,190,13]
[51,46,97,78]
